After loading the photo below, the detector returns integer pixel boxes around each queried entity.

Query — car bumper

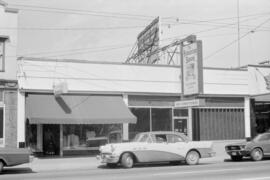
[96,153,120,164]
[226,150,249,156]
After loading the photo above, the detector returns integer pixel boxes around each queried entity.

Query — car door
[144,134,187,162]
[166,134,189,160]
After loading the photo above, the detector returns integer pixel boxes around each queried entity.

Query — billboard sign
[182,41,203,96]
[248,65,270,95]
[137,17,160,64]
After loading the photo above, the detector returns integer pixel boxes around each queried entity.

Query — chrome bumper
[96,154,119,163]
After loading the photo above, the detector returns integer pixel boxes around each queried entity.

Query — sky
[4,0,270,68]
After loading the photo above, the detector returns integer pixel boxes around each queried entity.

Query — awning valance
[26,94,137,124]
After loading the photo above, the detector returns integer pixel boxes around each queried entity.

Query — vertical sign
[182,41,203,96]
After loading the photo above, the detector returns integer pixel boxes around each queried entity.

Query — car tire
[251,148,263,161]
[107,163,117,168]
[0,161,4,173]
[186,150,200,165]
[121,153,134,168]
[230,155,243,161]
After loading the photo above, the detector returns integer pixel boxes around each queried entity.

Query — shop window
[0,40,5,72]
[129,108,150,140]
[63,124,122,150]
[25,119,37,150]
[0,107,4,146]
[152,108,172,131]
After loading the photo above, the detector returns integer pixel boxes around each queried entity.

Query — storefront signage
[248,65,270,95]
[182,41,203,96]
[174,99,205,108]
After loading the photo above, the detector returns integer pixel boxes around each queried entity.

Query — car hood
[226,141,248,146]
[99,142,142,153]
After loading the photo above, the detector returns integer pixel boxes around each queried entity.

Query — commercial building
[0,1,18,148]
[17,57,251,156]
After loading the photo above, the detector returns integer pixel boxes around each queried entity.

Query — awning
[26,94,137,124]
[252,93,270,102]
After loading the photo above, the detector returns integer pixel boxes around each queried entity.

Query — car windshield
[253,133,270,142]
[132,133,143,142]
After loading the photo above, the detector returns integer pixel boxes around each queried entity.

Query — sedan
[0,147,31,173]
[97,131,215,168]
[225,132,270,161]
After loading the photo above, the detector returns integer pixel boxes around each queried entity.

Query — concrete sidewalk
[14,140,244,172]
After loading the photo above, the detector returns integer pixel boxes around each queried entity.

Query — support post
[188,107,193,140]
[244,97,251,138]
[17,92,25,147]
[122,94,129,141]
[60,124,63,157]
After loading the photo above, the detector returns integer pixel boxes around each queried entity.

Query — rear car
[225,132,270,161]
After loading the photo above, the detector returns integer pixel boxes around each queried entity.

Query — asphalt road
[1,159,270,180]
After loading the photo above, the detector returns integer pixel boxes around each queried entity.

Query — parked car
[225,132,270,161]
[97,131,215,168]
[0,148,32,173]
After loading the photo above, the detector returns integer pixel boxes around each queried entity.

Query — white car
[97,131,215,168]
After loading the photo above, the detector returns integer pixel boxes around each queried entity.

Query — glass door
[173,108,188,136]
[174,118,187,135]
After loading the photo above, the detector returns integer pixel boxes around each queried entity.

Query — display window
[63,124,122,150]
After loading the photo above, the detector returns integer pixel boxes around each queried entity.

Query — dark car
[225,132,270,161]
[0,148,32,173]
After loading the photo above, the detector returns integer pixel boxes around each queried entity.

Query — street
[1,158,270,180]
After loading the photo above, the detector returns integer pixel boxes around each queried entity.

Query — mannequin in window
[67,126,79,148]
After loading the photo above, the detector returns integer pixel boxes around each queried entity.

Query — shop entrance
[174,118,187,135]
[254,102,270,134]
[173,108,189,136]
[43,124,60,155]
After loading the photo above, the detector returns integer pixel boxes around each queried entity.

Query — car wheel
[230,155,243,161]
[186,150,200,165]
[121,153,134,168]
[107,163,117,168]
[0,161,4,173]
[251,148,263,161]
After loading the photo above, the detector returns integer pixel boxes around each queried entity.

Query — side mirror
[246,137,251,142]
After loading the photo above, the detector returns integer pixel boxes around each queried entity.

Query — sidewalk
[15,140,244,172]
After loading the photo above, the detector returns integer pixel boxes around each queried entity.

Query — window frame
[0,102,5,147]
[0,38,6,72]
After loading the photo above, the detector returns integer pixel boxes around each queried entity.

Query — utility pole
[237,0,240,67]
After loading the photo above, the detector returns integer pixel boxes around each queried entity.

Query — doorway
[43,124,60,155]
[174,118,187,135]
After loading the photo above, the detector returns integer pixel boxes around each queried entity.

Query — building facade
[0,1,18,148]
[17,57,251,156]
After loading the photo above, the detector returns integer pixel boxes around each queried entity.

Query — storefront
[25,94,136,156]
[17,57,251,156]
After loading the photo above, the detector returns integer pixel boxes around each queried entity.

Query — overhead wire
[204,17,270,61]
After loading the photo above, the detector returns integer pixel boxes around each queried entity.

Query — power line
[17,43,133,57]
[10,4,156,21]
[204,17,270,61]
